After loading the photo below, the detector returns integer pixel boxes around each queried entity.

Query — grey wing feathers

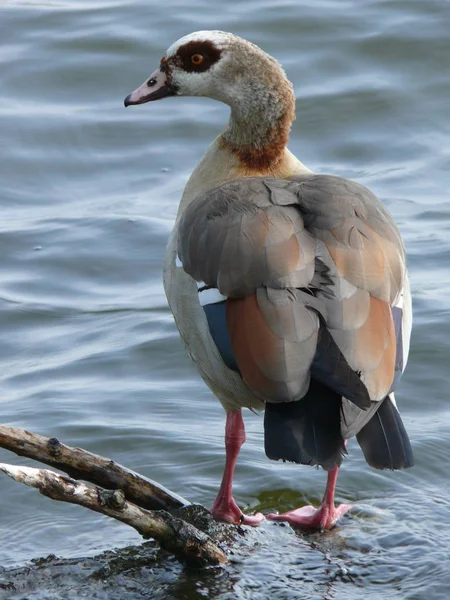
[178,178,319,404]
[179,178,316,297]
[178,175,410,436]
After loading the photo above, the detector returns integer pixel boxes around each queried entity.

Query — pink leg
[267,466,352,531]
[211,410,264,526]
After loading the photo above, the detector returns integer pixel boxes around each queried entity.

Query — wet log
[0,424,188,511]
[0,463,226,567]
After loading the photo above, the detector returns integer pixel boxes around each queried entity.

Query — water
[1,0,450,597]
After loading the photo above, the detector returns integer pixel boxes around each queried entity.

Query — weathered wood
[0,463,227,567]
[0,425,188,511]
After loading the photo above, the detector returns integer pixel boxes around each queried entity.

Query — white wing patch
[196,282,227,306]
[399,276,412,370]
[176,254,226,306]
[175,254,183,268]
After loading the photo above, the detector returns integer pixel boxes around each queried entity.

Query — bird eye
[191,54,204,65]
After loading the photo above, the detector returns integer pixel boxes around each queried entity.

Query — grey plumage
[177,174,412,469]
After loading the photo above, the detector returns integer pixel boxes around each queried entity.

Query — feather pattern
[356,394,414,469]
[264,380,346,470]
[176,174,412,468]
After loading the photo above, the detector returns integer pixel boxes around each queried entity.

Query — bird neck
[219,71,296,172]
[178,140,310,219]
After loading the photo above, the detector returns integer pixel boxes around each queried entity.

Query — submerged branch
[0,463,227,567]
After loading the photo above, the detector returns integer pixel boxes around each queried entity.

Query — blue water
[1,0,449,597]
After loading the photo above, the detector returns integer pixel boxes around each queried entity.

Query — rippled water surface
[1,0,450,598]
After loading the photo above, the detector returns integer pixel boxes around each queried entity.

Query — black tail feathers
[356,395,414,470]
[264,380,345,471]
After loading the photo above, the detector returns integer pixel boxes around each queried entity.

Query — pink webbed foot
[267,502,352,531]
[211,495,265,526]
[268,464,352,531]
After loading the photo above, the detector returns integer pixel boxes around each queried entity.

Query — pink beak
[124,68,175,106]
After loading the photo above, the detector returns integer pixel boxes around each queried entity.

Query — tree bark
[0,463,226,567]
[0,424,188,511]
[0,424,229,567]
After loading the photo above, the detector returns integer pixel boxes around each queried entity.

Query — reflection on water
[1,0,450,598]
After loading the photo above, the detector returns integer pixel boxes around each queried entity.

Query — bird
[124,31,414,530]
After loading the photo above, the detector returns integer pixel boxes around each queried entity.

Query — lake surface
[1,0,450,598]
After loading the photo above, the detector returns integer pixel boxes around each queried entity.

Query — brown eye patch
[176,40,222,73]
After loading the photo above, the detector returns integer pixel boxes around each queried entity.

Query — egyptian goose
[124,31,414,530]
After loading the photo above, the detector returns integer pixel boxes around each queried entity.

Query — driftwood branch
[0,424,229,567]
[0,424,188,511]
[0,463,226,567]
